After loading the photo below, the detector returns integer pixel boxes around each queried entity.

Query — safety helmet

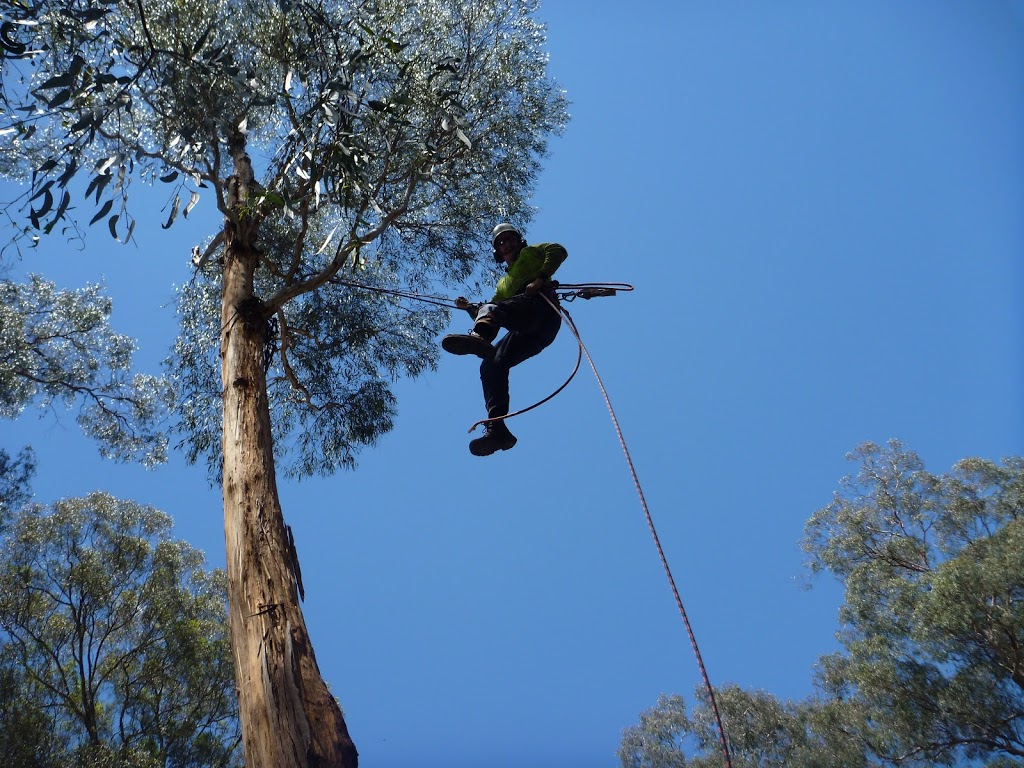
[491,222,523,247]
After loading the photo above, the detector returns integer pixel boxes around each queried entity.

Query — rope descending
[331,274,730,764]
[543,294,734,768]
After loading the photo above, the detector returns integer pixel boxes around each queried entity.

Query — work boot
[441,332,495,360]
[469,419,517,456]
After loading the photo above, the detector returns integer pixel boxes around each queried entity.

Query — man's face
[494,232,522,264]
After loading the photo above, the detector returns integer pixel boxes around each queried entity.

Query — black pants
[477,293,561,417]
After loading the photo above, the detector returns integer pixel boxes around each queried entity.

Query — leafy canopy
[0,274,173,466]
[620,442,1024,768]
[0,490,242,767]
[1,0,568,477]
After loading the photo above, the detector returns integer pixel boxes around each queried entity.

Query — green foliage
[0,658,68,767]
[0,492,242,767]
[0,274,173,466]
[2,0,568,478]
[622,442,1024,767]
[619,693,689,768]
[805,440,1024,765]
[0,445,35,531]
[619,687,870,768]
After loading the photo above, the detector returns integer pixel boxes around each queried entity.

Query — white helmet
[491,222,523,246]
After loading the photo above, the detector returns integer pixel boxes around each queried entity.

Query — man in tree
[2,1,568,764]
[444,223,568,456]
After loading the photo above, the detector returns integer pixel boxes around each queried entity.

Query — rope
[326,278,621,436]
[546,295,734,768]
[335,274,729,760]
[328,276,456,309]
[329,276,632,309]
[467,337,582,433]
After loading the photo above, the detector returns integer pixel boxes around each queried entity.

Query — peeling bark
[221,134,358,768]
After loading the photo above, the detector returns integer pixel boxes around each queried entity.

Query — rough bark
[220,135,358,768]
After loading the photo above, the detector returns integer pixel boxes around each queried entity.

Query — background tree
[0,274,172,467]
[618,687,869,768]
[805,440,1024,765]
[0,491,241,768]
[621,442,1023,768]
[0,445,34,530]
[1,1,568,765]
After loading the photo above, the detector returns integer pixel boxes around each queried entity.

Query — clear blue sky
[3,2,1023,766]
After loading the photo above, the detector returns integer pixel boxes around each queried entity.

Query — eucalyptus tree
[0,445,34,530]
[0,492,241,768]
[804,440,1024,765]
[0,274,171,467]
[0,1,568,765]
[621,442,1023,767]
[618,688,869,768]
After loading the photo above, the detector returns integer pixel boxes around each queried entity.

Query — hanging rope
[543,295,734,768]
[332,273,727,760]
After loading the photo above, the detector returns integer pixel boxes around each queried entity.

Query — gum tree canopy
[0,1,568,766]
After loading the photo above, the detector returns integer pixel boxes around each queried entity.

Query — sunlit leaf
[184,190,200,218]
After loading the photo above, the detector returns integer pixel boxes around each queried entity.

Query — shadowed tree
[0,491,241,768]
[0,1,568,765]
[621,442,1023,768]
[805,440,1024,766]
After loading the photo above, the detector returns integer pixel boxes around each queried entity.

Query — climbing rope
[328,276,456,309]
[328,275,633,310]
[543,294,734,768]
[467,335,582,433]
[331,274,729,762]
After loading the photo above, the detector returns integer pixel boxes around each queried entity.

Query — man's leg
[469,297,560,455]
[482,297,559,409]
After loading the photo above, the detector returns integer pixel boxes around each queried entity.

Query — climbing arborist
[442,223,568,456]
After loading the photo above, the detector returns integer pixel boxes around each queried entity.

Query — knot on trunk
[236,296,268,329]
[234,297,279,373]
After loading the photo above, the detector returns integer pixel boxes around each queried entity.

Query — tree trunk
[220,136,358,768]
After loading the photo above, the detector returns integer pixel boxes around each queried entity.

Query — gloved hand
[455,297,480,319]
[525,277,547,296]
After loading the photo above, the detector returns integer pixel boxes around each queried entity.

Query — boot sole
[442,333,495,360]
[469,433,518,456]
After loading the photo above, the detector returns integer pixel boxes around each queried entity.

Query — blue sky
[3,2,1023,767]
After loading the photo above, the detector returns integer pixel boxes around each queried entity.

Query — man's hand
[525,277,547,296]
[455,296,470,309]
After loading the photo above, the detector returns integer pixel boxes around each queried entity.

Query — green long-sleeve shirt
[491,242,568,301]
